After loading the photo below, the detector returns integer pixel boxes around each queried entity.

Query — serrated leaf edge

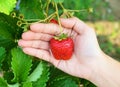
[26,61,43,82]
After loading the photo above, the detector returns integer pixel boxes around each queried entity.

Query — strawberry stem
[59,3,65,10]
[54,33,68,41]
[38,12,57,22]
[24,12,56,23]
[55,3,63,34]
[67,9,87,12]
[46,0,51,17]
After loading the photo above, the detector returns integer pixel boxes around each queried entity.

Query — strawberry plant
[0,0,96,87]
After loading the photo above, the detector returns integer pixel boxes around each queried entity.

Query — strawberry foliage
[32,62,50,87]
[0,47,6,68]
[47,67,79,87]
[0,0,16,15]
[0,78,8,87]
[0,13,22,49]
[0,0,96,87]
[19,0,45,19]
[11,47,32,82]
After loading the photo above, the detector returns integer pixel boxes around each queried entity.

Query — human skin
[18,17,120,87]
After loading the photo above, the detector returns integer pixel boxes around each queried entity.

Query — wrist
[80,51,106,80]
[88,53,120,87]
[88,53,108,86]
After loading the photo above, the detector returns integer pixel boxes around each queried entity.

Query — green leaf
[32,62,50,87]
[0,0,16,15]
[3,71,14,84]
[2,51,12,72]
[0,47,6,63]
[8,83,19,87]
[11,47,32,82]
[19,0,45,19]
[48,68,79,87]
[80,79,96,87]
[0,13,22,49]
[53,0,64,3]
[0,21,15,49]
[49,77,78,87]
[27,61,43,82]
[0,78,8,87]
[22,82,32,87]
[0,13,21,34]
[0,47,6,70]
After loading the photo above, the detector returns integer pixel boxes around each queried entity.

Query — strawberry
[50,34,74,60]
[50,19,58,24]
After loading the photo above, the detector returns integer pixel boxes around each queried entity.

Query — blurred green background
[64,0,119,21]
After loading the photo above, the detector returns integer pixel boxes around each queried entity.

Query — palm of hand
[51,29,99,78]
[18,17,102,79]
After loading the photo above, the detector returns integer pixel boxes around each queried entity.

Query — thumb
[60,17,90,34]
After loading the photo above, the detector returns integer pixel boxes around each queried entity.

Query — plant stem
[59,3,65,10]
[22,22,31,24]
[46,0,50,17]
[55,3,63,34]
[24,19,41,21]
[24,12,56,23]
[38,12,57,22]
[67,9,87,12]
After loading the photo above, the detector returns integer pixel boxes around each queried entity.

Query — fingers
[24,17,91,40]
[60,17,91,34]
[23,47,51,62]
[18,40,49,50]
[30,23,60,35]
[22,31,53,41]
[30,17,87,37]
[22,47,60,65]
[30,23,77,39]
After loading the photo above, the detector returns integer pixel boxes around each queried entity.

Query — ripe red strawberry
[50,34,74,60]
[50,19,58,24]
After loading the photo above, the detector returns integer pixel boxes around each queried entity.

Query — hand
[18,17,104,79]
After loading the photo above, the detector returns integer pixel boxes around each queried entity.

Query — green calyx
[54,33,68,41]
